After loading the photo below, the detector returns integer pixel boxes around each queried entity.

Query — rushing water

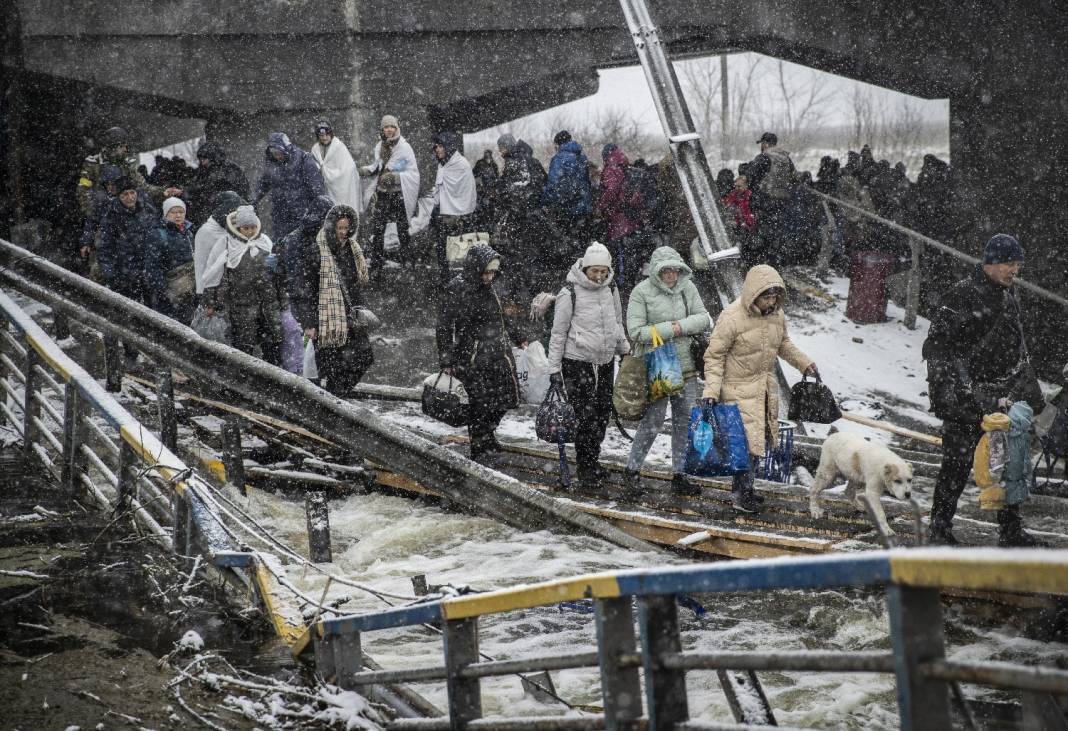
[230,480,1064,729]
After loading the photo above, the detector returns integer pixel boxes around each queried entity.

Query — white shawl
[201,216,274,290]
[361,135,420,218]
[434,151,477,216]
[311,139,362,213]
[194,217,227,294]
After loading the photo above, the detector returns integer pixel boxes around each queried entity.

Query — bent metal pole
[0,238,658,555]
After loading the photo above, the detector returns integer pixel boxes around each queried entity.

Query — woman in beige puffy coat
[702,264,816,512]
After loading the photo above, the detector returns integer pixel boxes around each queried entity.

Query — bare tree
[676,53,764,161]
[761,60,836,152]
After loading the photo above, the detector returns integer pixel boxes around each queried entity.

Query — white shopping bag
[303,340,319,380]
[514,343,551,405]
[383,222,400,251]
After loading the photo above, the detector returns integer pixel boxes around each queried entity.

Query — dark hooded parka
[253,132,328,239]
[436,244,521,453]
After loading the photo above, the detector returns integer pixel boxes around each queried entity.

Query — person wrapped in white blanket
[310,119,361,212]
[360,114,420,273]
[426,131,477,283]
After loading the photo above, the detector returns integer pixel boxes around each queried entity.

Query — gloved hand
[701,397,716,420]
[702,398,717,407]
[549,372,564,390]
[265,253,279,274]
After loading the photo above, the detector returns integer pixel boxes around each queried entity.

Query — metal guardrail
[311,550,1068,730]
[810,187,1068,330]
[0,288,310,652]
[0,237,656,556]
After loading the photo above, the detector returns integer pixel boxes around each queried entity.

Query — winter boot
[997,506,1049,548]
[927,520,960,546]
[731,469,762,513]
[622,469,644,500]
[672,473,701,497]
[577,463,607,490]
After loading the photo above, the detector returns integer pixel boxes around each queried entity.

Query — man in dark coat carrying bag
[437,244,521,462]
[922,234,1045,547]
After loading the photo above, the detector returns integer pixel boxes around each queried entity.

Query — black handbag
[690,331,710,377]
[535,384,577,444]
[787,373,842,424]
[422,373,470,427]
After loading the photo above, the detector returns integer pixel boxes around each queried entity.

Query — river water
[232,478,1062,730]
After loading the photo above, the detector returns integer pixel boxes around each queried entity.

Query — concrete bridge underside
[2,1,1067,293]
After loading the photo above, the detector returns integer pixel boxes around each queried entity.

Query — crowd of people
[716,133,955,271]
[69,119,1050,543]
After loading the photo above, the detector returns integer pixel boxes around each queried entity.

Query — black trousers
[562,358,614,474]
[930,419,983,530]
[367,192,411,269]
[469,406,506,457]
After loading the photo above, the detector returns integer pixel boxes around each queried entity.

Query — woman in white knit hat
[546,242,630,489]
[144,196,197,324]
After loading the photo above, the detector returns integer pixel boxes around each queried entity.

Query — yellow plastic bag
[973,412,1010,510]
[646,327,684,401]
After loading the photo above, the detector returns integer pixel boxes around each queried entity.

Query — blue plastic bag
[646,327,684,401]
[684,404,750,477]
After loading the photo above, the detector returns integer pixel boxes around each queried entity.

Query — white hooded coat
[547,260,630,373]
[312,138,362,212]
[361,135,419,218]
[433,150,477,216]
[194,217,226,294]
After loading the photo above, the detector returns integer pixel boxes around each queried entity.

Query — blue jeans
[626,378,699,473]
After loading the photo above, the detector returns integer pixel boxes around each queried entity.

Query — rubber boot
[622,469,644,500]
[731,469,762,513]
[997,505,1049,548]
[672,473,701,497]
[577,463,607,490]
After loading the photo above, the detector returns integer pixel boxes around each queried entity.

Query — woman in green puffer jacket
[623,246,710,496]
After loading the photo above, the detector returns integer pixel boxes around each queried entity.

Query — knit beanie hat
[116,177,138,194]
[496,133,517,153]
[601,143,618,162]
[484,258,501,272]
[161,197,186,216]
[234,205,259,230]
[554,130,572,145]
[381,114,399,130]
[581,242,612,269]
[983,234,1024,264]
[314,119,332,135]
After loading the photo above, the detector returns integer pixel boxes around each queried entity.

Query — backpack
[621,162,660,223]
[759,148,795,200]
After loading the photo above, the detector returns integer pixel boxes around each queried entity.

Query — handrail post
[221,416,246,494]
[156,366,177,451]
[888,585,951,730]
[596,597,643,731]
[117,440,136,511]
[638,595,689,730]
[443,617,482,729]
[314,629,340,685]
[817,199,837,274]
[0,326,9,429]
[173,488,194,571]
[336,631,363,690]
[21,338,39,461]
[905,237,922,330]
[60,383,87,491]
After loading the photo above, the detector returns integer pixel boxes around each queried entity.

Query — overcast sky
[472,52,950,145]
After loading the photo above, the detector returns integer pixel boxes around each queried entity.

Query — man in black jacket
[922,234,1044,546]
[187,141,250,226]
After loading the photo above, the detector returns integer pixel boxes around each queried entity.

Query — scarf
[315,228,370,348]
[200,231,273,291]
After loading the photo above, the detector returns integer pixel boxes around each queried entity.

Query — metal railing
[810,188,1068,330]
[0,287,311,650]
[0,237,654,555]
[311,550,1068,731]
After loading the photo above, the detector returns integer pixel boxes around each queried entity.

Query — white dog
[809,432,913,536]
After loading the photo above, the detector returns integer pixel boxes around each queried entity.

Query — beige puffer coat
[701,265,813,456]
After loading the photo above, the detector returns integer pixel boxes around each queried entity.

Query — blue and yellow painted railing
[318,549,1068,636]
[0,290,309,655]
[312,549,1068,730]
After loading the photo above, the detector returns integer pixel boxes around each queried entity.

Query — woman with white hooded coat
[547,242,630,489]
[428,131,477,282]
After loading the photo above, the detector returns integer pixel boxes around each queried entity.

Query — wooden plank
[840,412,943,446]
